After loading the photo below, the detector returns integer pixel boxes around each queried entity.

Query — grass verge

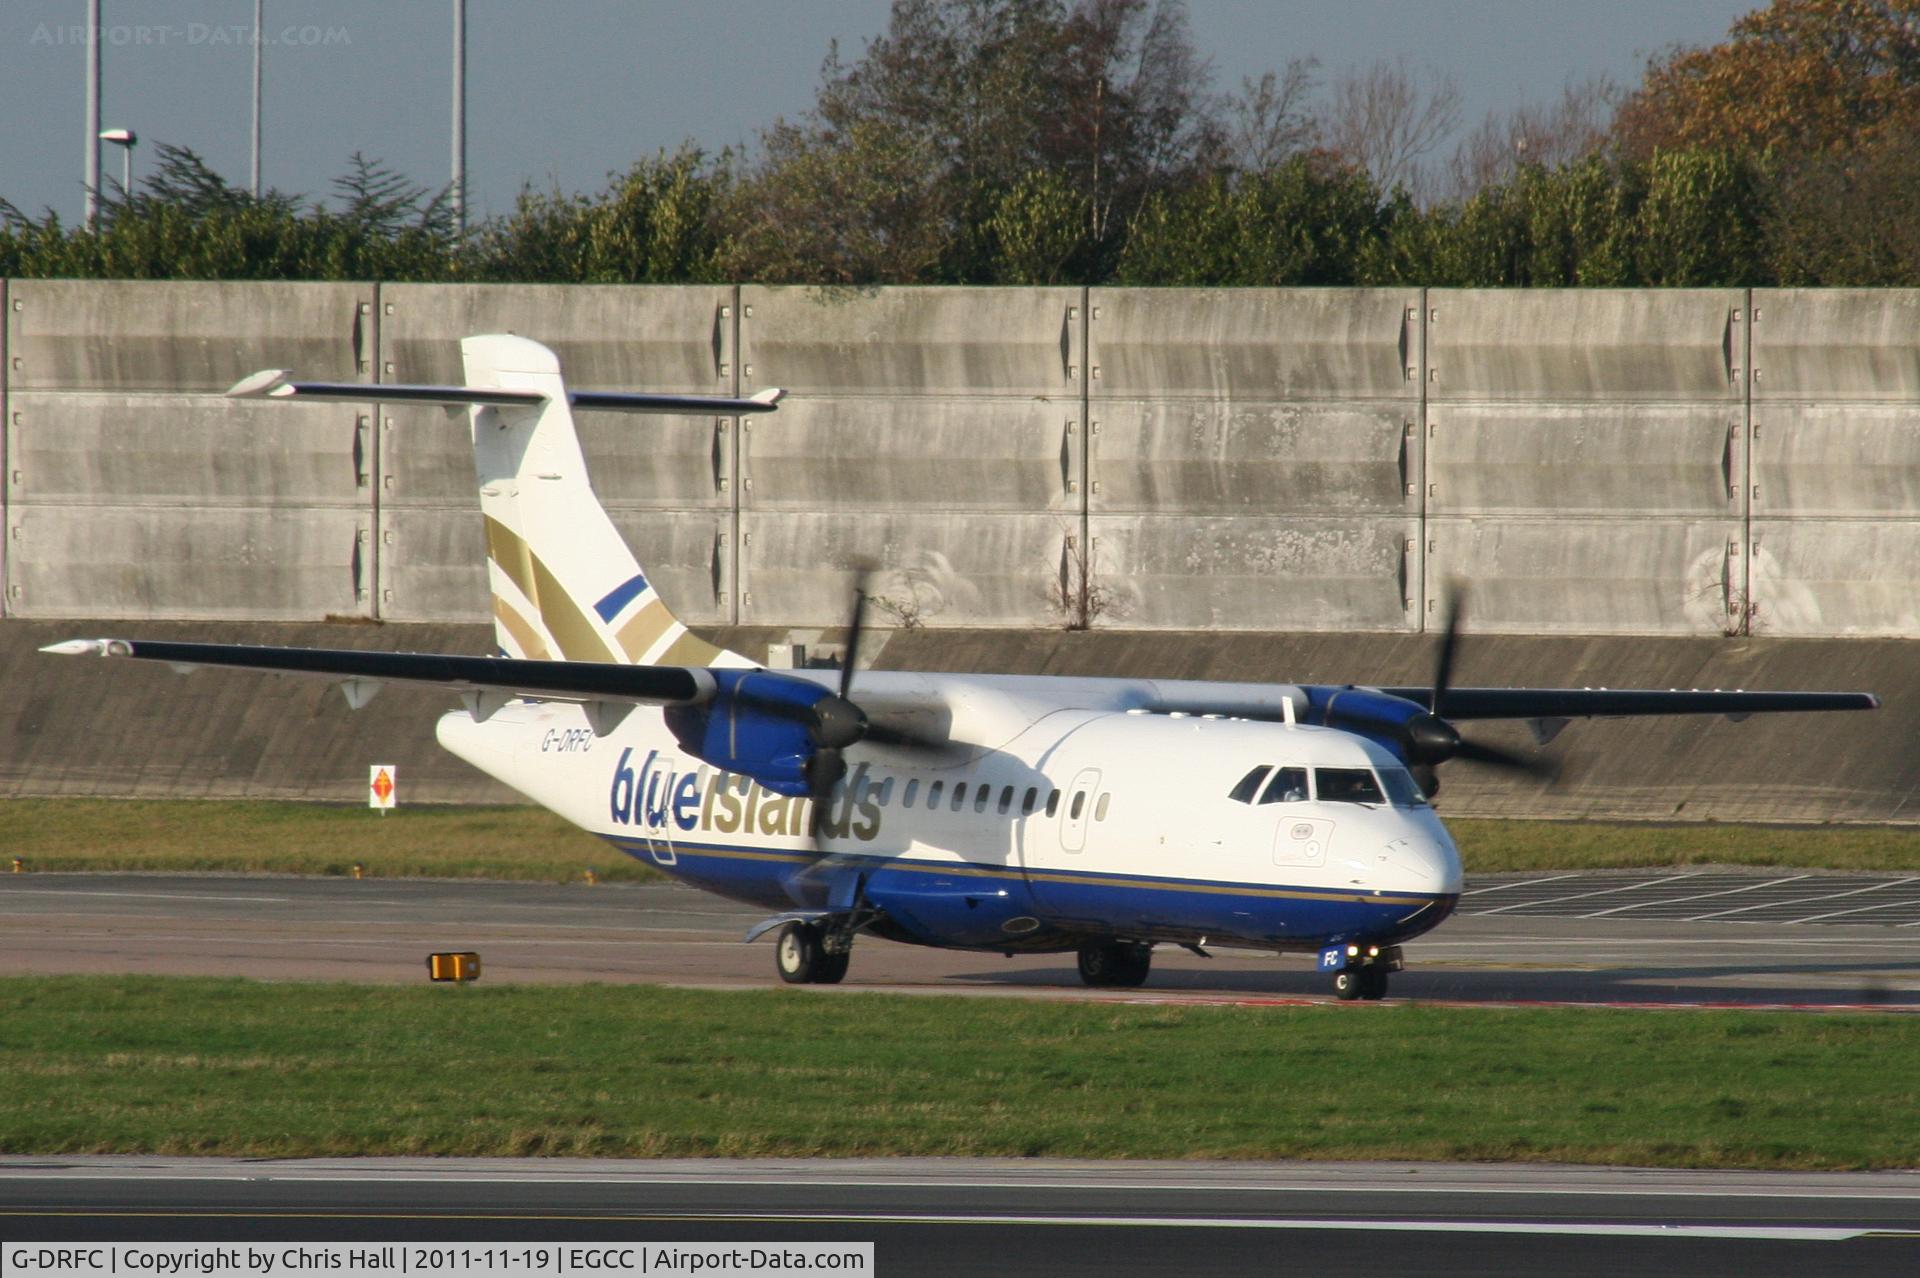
[0,799,643,882]
[1451,818,1920,873]
[6,799,1919,878]
[1,976,1915,1168]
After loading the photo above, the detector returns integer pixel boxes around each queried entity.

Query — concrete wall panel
[1427,290,1742,400]
[1749,405,1920,516]
[1090,515,1416,630]
[1424,518,1743,635]
[1749,521,1920,637]
[742,399,1073,513]
[8,506,368,619]
[1427,404,1740,517]
[1091,401,1414,517]
[7,280,371,391]
[739,512,1065,628]
[1088,288,1419,399]
[738,287,1082,397]
[377,284,735,390]
[1750,289,1920,400]
[8,392,366,504]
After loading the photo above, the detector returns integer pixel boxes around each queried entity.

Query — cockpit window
[1257,766,1309,804]
[1377,766,1430,808]
[1228,765,1271,804]
[1315,767,1385,805]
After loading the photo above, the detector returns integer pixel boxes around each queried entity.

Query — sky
[0,0,1763,223]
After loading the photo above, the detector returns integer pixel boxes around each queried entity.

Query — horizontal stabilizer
[226,370,783,414]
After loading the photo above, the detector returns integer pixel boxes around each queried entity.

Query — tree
[1614,0,1920,159]
[1447,76,1617,202]
[1220,61,1319,174]
[1317,57,1460,203]
[721,0,1226,283]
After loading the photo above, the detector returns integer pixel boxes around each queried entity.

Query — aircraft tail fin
[230,334,777,668]
[456,334,752,667]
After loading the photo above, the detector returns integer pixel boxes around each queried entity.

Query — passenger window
[927,780,944,807]
[903,779,919,807]
[877,777,894,806]
[1258,766,1309,804]
[1229,765,1271,804]
[1070,791,1086,820]
[974,786,991,813]
[951,783,967,811]
[1021,787,1038,815]
[1316,767,1385,805]
[1046,789,1061,817]
[998,786,1014,815]
[1094,793,1110,821]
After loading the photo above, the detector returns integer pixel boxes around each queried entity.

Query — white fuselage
[437,671,1463,955]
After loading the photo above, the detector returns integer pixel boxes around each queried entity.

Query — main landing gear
[774,921,851,985]
[1331,944,1403,1001]
[1077,939,1153,988]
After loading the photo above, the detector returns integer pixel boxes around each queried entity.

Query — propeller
[789,566,951,800]
[1403,589,1553,793]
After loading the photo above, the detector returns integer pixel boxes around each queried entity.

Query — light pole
[84,0,101,226]
[100,128,136,201]
[451,0,466,234]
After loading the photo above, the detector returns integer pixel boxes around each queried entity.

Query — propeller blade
[839,565,874,701]
[1453,736,1556,778]
[1431,587,1463,717]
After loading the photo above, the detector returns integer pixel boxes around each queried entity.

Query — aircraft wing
[40,638,714,707]
[1372,687,1880,719]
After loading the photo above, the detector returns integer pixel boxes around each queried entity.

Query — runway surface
[3,871,1919,1008]
[4,1157,1919,1278]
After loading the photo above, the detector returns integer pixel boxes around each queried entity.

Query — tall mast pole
[451,0,466,234]
[84,0,101,226]
[251,0,264,198]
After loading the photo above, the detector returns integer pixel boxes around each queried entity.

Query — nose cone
[1380,834,1463,896]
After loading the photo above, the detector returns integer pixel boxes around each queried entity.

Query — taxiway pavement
[2,872,1918,1008]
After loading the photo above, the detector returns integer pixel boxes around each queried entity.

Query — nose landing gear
[1325,944,1402,1001]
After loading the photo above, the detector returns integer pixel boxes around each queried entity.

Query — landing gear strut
[1077,940,1153,988]
[774,921,850,985]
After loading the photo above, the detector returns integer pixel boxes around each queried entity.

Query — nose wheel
[1333,966,1389,1001]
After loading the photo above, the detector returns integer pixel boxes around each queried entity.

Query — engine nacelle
[663,669,837,798]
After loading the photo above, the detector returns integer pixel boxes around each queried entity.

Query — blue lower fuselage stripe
[598,834,1456,952]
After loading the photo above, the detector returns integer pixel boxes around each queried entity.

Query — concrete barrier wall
[1749,289,1920,636]
[5,280,375,619]
[735,286,1083,627]
[1085,288,1421,630]
[4,281,1920,637]
[1425,290,1746,635]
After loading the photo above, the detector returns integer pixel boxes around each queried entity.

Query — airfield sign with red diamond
[369,765,396,810]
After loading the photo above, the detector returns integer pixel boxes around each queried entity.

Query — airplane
[44,334,1880,1000]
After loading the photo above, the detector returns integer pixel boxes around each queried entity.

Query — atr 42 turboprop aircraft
[46,335,1880,998]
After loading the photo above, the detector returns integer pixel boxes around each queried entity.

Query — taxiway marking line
[1580,876,1811,918]
[0,1208,1883,1240]
[1470,874,1704,916]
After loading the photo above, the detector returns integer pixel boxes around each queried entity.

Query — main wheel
[775,922,826,984]
[814,948,851,985]
[1333,969,1362,1001]
[1077,940,1153,988]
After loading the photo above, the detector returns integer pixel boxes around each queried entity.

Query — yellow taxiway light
[10,857,23,873]
[427,952,480,982]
